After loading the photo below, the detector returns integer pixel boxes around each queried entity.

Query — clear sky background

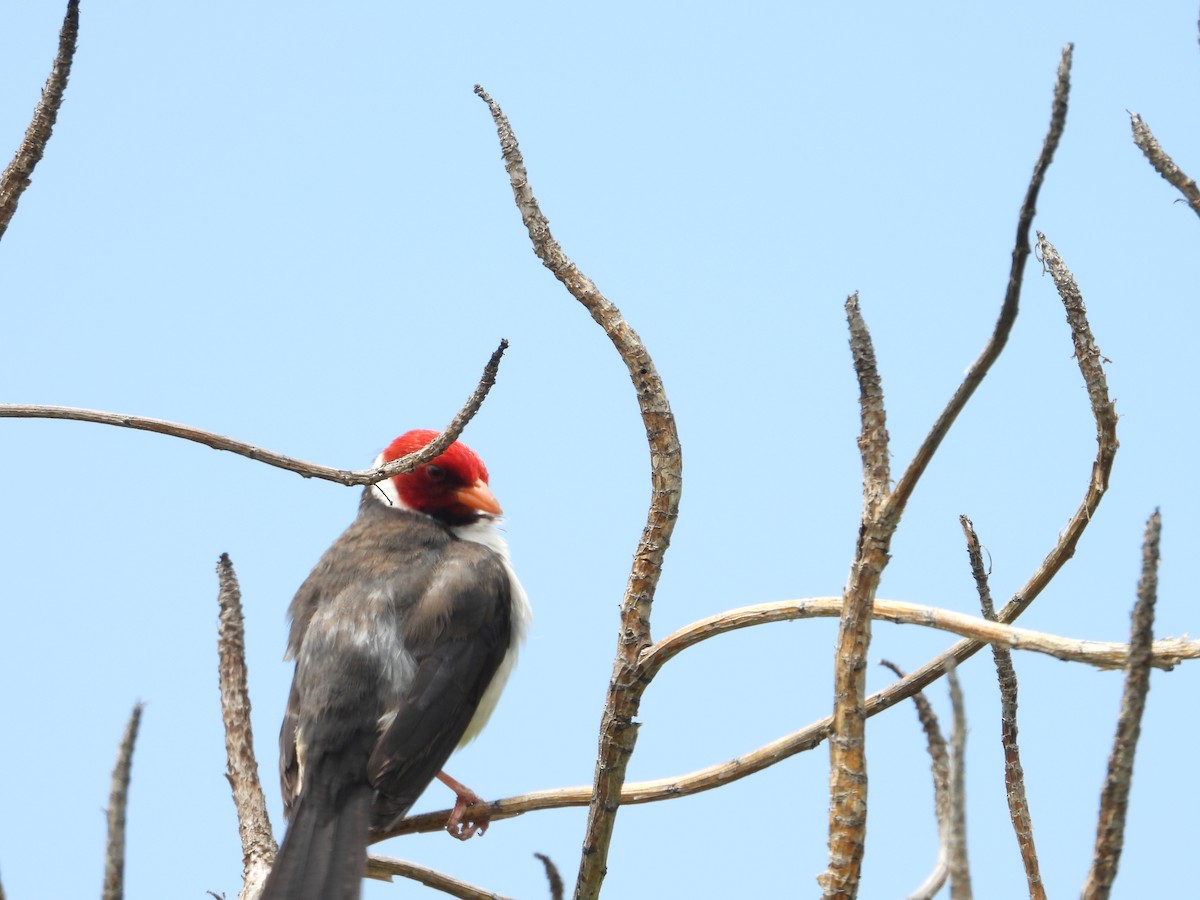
[2,3,1197,898]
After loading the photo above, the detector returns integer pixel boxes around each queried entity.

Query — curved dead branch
[216,555,276,900]
[364,855,514,900]
[0,339,508,485]
[475,85,682,900]
[0,0,79,241]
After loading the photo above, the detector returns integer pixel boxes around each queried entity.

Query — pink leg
[436,771,489,840]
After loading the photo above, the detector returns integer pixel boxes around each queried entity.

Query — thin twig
[1128,112,1200,218]
[880,660,949,900]
[821,294,893,899]
[364,856,514,900]
[102,703,144,900]
[1082,510,1161,899]
[216,555,276,900]
[961,516,1044,899]
[945,665,972,900]
[884,44,1072,521]
[475,84,682,900]
[534,853,565,900]
[0,340,508,485]
[0,0,79,241]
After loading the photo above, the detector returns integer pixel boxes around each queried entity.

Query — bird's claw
[446,789,489,840]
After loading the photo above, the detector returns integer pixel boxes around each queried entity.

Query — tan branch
[641,597,1196,678]
[216,555,276,900]
[1082,510,1161,899]
[102,703,144,900]
[0,0,79,241]
[856,204,1118,739]
[364,856,514,900]
[0,339,507,486]
[880,660,949,900]
[475,85,682,900]
[1128,112,1200,218]
[382,593,1198,840]
[821,294,893,899]
[961,517,1044,899]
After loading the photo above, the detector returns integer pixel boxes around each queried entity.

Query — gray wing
[367,541,512,831]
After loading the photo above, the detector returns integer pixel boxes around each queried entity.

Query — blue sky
[2,2,1197,898]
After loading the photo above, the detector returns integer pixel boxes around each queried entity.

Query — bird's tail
[260,764,373,900]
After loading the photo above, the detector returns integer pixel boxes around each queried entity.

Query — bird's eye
[424,464,446,482]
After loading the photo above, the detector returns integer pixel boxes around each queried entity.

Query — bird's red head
[380,430,501,526]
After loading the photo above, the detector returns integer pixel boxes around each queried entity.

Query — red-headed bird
[260,431,530,900]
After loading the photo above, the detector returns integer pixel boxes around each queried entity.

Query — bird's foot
[437,771,490,840]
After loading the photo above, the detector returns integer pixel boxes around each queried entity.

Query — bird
[259,430,531,900]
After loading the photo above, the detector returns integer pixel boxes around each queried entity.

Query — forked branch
[0,340,508,486]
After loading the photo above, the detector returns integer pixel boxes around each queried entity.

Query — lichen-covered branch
[1081,510,1161,898]
[0,0,79,241]
[102,703,143,900]
[475,84,682,900]
[961,516,1044,899]
[216,555,276,900]
[820,294,893,899]
[1129,112,1200,219]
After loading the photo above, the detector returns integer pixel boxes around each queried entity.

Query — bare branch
[0,339,508,485]
[961,516,1044,899]
[1082,510,1162,899]
[102,703,144,900]
[1129,112,1200,218]
[880,660,950,900]
[0,0,79,241]
[534,854,565,900]
[857,222,1119,738]
[821,295,893,899]
[640,597,1196,678]
[364,856,514,900]
[885,44,1072,519]
[944,665,972,900]
[216,555,276,900]
[475,85,682,900]
[380,588,1200,840]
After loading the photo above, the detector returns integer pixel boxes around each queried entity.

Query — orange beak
[452,478,503,516]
